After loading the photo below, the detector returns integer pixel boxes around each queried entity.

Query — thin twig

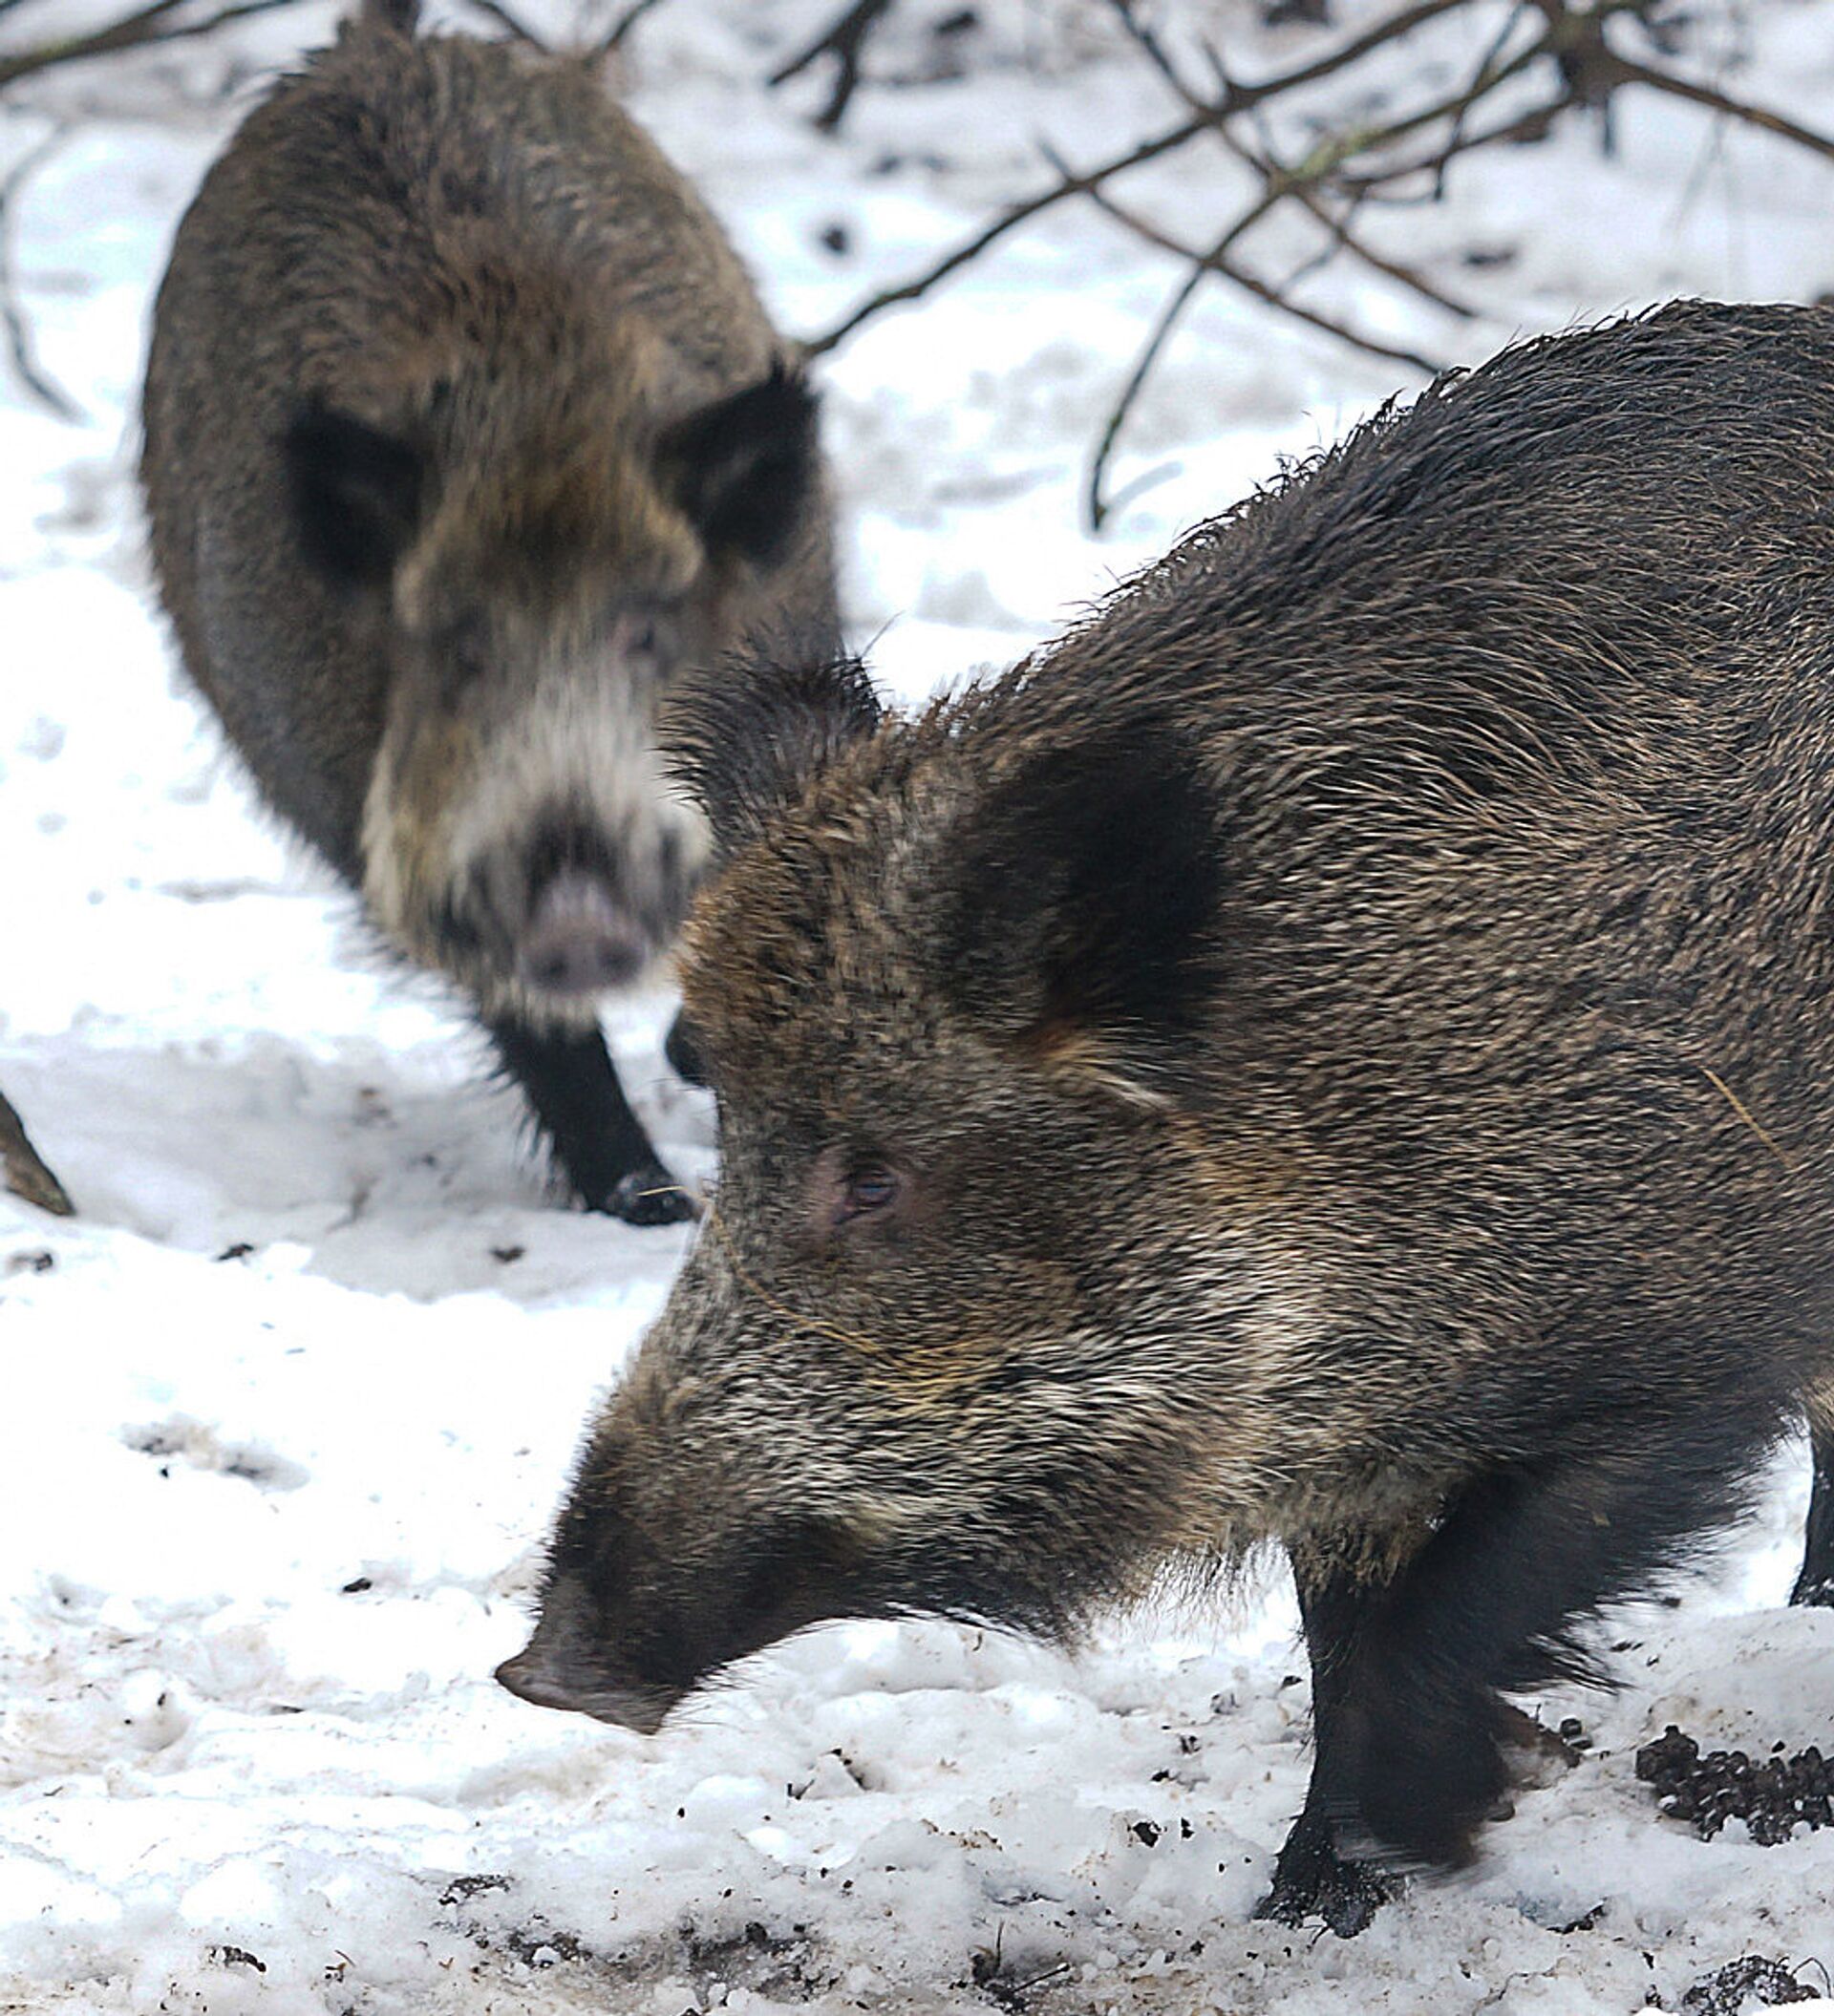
[802,0,1476,355]
[0,125,79,421]
[1081,180,1442,374]
[1609,51,1834,164]
[0,0,307,92]
[1217,246,1443,371]
[802,117,1207,356]
[587,0,666,60]
[1114,7,1482,327]
[1334,97,1564,198]
[768,0,896,133]
[1434,0,1531,198]
[1086,259,1208,533]
[464,0,548,50]
[1295,181,1478,317]
[1103,0,1202,104]
[1214,126,1478,320]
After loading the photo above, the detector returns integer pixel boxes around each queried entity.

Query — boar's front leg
[1254,1553,1393,1938]
[1791,1394,1834,1606]
[1,1086,72,1217]
[1261,1415,1771,1928]
[488,1017,694,1226]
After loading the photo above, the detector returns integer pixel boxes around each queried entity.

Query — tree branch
[802,0,1482,356]
[769,0,896,134]
[463,0,548,51]
[0,126,80,421]
[0,0,307,92]
[1079,180,1443,375]
[587,0,667,60]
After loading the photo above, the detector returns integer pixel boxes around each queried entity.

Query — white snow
[3,1,1833,2010]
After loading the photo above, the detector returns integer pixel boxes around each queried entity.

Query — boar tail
[360,0,419,33]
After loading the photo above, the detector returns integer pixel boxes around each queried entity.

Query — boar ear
[663,634,881,858]
[938,718,1224,1098]
[661,364,820,569]
[284,403,425,587]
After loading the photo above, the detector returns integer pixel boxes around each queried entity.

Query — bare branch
[805,0,1546,358]
[1290,180,1478,319]
[0,0,308,92]
[769,0,896,134]
[1079,180,1443,375]
[0,126,80,421]
[802,116,1209,357]
[1334,96,1564,198]
[1204,120,1477,320]
[463,0,549,50]
[1609,51,1834,164]
[1433,0,1532,197]
[1086,259,1208,534]
[587,0,667,60]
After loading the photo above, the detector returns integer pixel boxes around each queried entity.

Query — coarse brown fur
[501,300,1834,1926]
[140,1,836,1220]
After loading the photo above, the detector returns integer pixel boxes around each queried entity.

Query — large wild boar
[140,0,836,1222]
[499,301,1834,1931]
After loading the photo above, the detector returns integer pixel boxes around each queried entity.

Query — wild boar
[500,300,1834,1930]
[140,0,837,1221]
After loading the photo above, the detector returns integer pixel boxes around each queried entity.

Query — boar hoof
[1253,1815,1390,1938]
[599,1160,698,1226]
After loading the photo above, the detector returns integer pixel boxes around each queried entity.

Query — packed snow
[3,2,1833,2009]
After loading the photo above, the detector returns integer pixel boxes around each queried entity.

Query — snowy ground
[4,2,1834,2010]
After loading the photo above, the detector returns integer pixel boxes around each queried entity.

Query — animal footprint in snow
[122,1414,308,1491]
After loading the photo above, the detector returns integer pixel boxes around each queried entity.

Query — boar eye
[807,1145,912,1247]
[838,1162,899,1224]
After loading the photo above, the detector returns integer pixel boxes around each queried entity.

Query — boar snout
[501,1473,873,1730]
[494,1572,681,1732]
[516,870,650,996]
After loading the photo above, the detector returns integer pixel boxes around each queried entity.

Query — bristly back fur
[361,0,418,33]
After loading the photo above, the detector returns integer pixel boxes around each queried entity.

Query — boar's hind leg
[488,1017,694,1226]
[0,1086,72,1217]
[1262,1412,1771,1922]
[1790,1392,1834,1606]
[1254,1555,1393,1938]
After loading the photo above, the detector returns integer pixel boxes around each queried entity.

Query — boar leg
[1290,1424,1765,1885]
[0,1087,73,1217]
[1789,1393,1834,1606]
[1254,1555,1393,1937]
[662,1009,708,1089]
[488,1018,695,1226]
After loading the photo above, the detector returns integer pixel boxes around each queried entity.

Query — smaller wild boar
[1,1086,70,1216]
[501,301,1834,1933]
[140,0,836,1222]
